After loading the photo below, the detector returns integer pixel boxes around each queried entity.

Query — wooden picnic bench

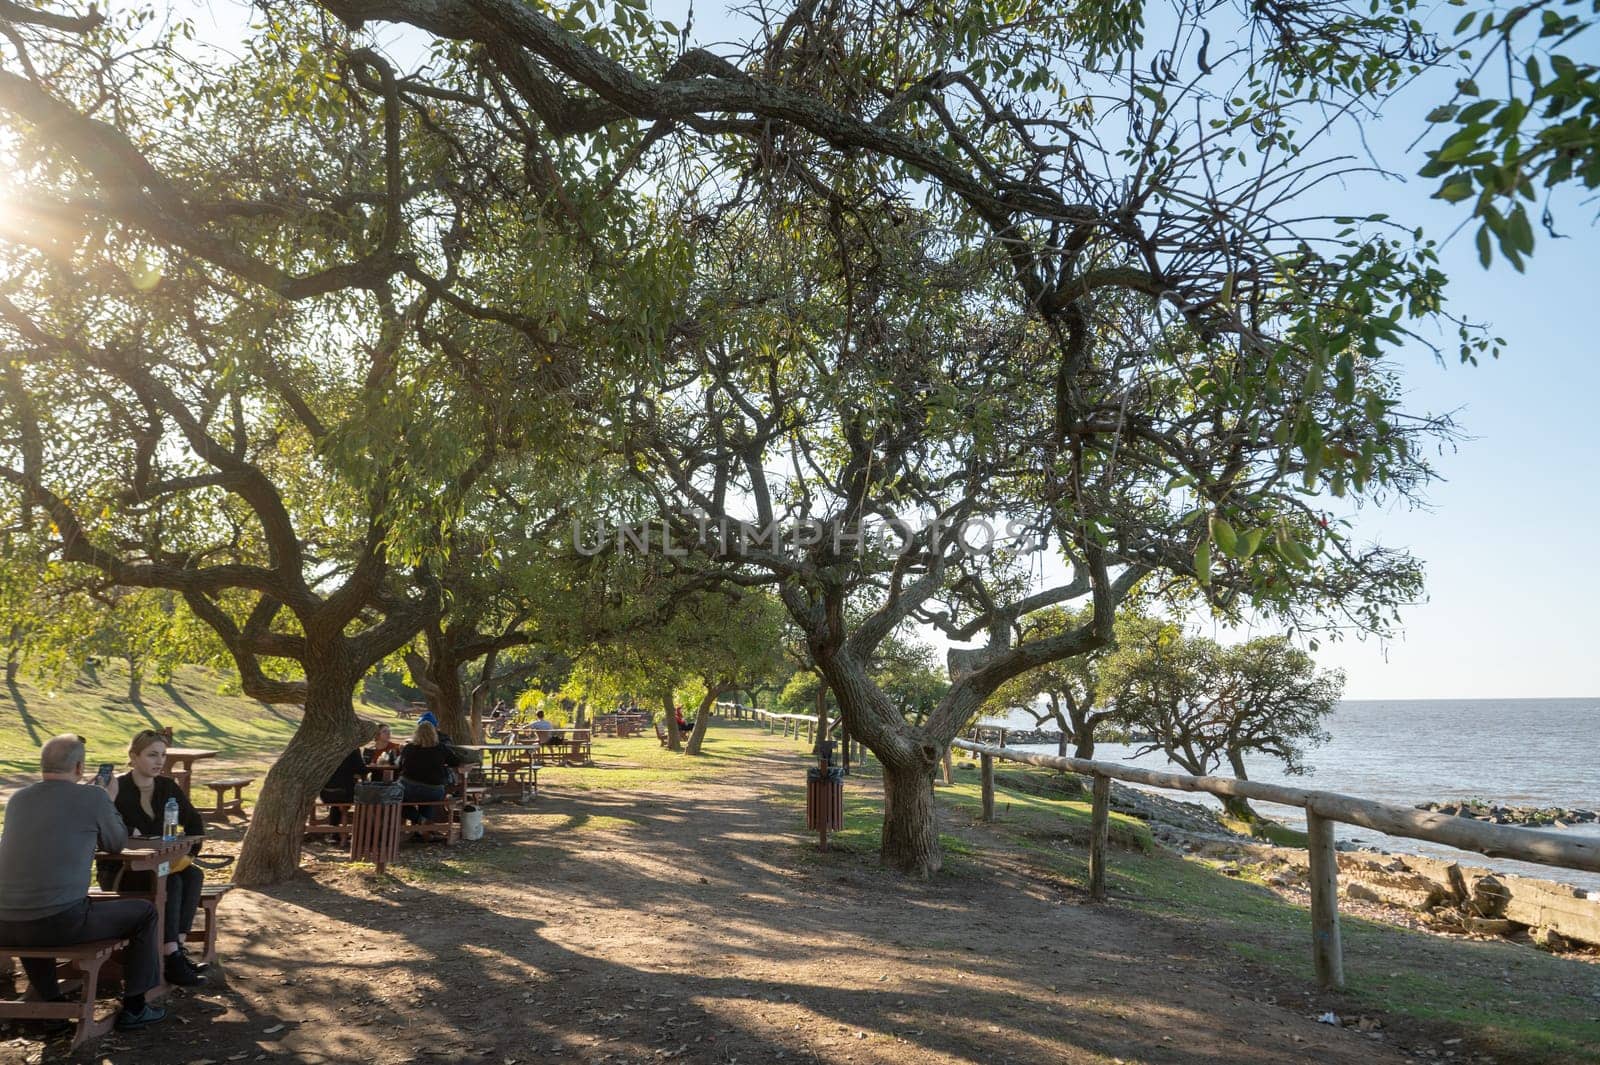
[188,884,234,966]
[655,720,670,747]
[0,938,125,1049]
[202,776,254,822]
[306,799,355,845]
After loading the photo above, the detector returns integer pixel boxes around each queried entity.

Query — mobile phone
[95,763,115,786]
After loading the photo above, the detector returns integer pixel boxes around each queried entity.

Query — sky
[81,2,1600,700]
[1256,75,1600,700]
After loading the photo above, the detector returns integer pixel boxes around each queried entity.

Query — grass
[0,664,410,810]
[814,752,1600,1065]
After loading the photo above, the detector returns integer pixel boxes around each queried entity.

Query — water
[1007,698,1600,892]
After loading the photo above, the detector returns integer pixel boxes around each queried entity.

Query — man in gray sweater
[0,734,166,1031]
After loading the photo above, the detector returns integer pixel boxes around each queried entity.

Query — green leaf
[1210,515,1239,557]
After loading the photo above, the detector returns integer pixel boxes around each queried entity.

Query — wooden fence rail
[725,705,871,766]
[953,737,1600,991]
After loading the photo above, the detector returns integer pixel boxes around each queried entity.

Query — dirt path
[8,743,1426,1065]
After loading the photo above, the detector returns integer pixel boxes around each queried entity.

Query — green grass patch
[1221,814,1309,847]
[1,664,408,816]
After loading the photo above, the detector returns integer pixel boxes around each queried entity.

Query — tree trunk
[406,647,470,741]
[1068,702,1097,760]
[940,747,954,785]
[4,626,20,685]
[126,658,142,702]
[813,683,828,759]
[234,672,368,886]
[661,690,682,752]
[469,647,498,743]
[684,688,719,755]
[880,757,942,877]
[1223,749,1257,821]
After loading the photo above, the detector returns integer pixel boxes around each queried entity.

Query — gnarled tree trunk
[683,693,713,755]
[1223,749,1258,821]
[880,753,942,877]
[406,647,470,741]
[235,665,370,886]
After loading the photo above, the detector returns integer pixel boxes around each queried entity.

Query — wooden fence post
[1089,773,1110,901]
[980,753,995,821]
[1307,810,1345,990]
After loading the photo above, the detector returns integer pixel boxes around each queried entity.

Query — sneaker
[113,1003,168,1030]
[164,952,205,987]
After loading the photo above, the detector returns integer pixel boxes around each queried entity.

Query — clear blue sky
[1279,67,1600,699]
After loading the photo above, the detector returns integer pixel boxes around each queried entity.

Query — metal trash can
[350,780,404,873]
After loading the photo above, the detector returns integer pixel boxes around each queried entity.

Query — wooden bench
[655,720,670,747]
[407,798,463,845]
[305,799,355,844]
[188,884,233,966]
[0,938,125,1049]
[202,777,254,823]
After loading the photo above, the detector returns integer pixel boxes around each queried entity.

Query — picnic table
[160,748,219,796]
[93,837,193,1000]
[457,744,541,800]
[525,728,592,765]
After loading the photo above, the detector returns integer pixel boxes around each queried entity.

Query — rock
[1462,917,1517,936]
[1346,882,1383,904]
[1471,875,1509,918]
[1531,926,1572,952]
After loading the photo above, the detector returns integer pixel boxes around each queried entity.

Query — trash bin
[806,765,844,833]
[461,804,485,841]
[350,780,404,872]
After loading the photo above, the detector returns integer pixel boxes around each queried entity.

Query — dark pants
[163,865,203,945]
[400,781,446,823]
[0,896,160,998]
[320,786,353,826]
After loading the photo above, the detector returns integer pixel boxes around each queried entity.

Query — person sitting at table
[0,734,168,1031]
[319,737,375,831]
[96,730,207,988]
[364,723,401,768]
[397,721,463,824]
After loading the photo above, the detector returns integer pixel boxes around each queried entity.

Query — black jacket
[94,773,203,891]
[397,743,462,787]
[323,749,371,795]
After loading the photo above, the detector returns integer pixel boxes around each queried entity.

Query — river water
[1006,698,1600,892]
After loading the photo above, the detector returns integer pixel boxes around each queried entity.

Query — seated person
[397,721,463,824]
[96,730,208,987]
[529,710,561,746]
[363,723,401,768]
[675,705,692,734]
[0,734,167,1031]
[319,738,375,829]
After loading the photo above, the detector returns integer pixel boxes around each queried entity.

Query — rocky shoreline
[1415,798,1600,828]
[1100,784,1600,952]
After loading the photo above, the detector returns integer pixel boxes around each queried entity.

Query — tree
[1113,632,1345,820]
[1423,0,1600,269]
[3,0,1494,882]
[985,608,1170,760]
[0,8,664,882]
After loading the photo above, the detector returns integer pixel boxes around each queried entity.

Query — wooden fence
[718,704,870,766]
[953,738,1600,990]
